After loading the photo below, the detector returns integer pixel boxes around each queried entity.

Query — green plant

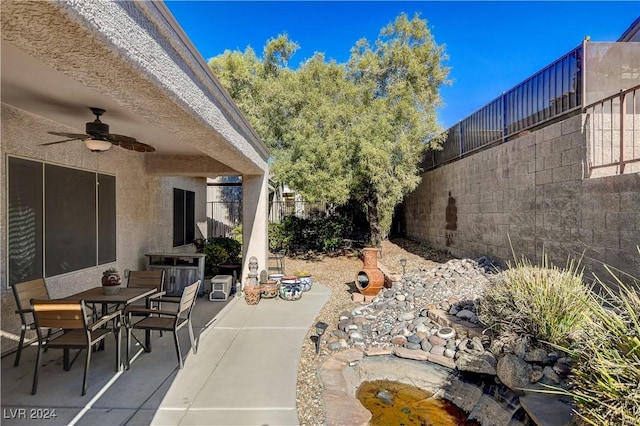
[102,267,118,277]
[295,269,310,277]
[101,267,121,285]
[199,237,242,275]
[232,224,243,245]
[268,213,349,254]
[478,254,592,347]
[559,268,640,425]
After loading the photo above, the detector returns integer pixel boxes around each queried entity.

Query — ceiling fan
[42,107,155,152]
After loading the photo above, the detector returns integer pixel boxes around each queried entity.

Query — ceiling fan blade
[133,142,156,152]
[107,133,137,144]
[117,139,135,150]
[40,138,82,146]
[48,131,90,139]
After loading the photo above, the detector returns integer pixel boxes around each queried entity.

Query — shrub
[564,269,640,425]
[268,213,350,254]
[199,237,241,275]
[478,255,592,347]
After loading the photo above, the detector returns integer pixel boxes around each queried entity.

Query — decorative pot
[268,274,285,284]
[298,275,312,292]
[244,285,261,305]
[279,283,302,301]
[103,284,121,295]
[102,272,121,295]
[260,280,279,298]
[361,247,380,269]
[355,248,385,296]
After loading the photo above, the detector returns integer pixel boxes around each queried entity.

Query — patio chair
[12,278,52,367]
[125,280,200,370]
[30,299,122,396]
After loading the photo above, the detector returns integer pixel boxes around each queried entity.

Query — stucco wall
[1,104,206,352]
[404,113,640,282]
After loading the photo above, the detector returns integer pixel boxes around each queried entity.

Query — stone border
[320,348,454,426]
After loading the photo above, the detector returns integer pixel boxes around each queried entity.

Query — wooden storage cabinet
[145,253,205,296]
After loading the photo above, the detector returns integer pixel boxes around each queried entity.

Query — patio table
[63,287,158,353]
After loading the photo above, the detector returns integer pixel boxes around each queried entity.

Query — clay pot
[361,247,380,269]
[355,247,384,296]
[260,280,279,298]
[244,285,261,305]
[355,268,385,296]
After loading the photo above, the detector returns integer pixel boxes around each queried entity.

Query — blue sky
[165,1,638,128]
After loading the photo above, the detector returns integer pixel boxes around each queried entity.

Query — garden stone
[456,309,475,320]
[496,353,533,390]
[407,334,422,344]
[421,339,433,352]
[430,345,446,357]
[399,312,415,321]
[405,342,421,350]
[428,335,446,347]
[376,389,394,405]
[455,352,497,375]
[543,366,561,384]
[444,348,456,358]
[525,348,547,363]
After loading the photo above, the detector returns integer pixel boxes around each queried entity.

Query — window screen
[7,156,116,285]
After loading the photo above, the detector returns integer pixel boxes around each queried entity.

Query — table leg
[63,349,70,371]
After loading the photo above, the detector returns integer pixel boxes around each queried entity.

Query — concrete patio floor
[0,283,330,425]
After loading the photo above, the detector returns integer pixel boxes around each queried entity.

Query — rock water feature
[321,258,575,426]
[357,380,479,426]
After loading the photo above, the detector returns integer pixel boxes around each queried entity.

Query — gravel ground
[289,238,453,426]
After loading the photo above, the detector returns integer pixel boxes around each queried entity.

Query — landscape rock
[455,351,498,375]
[496,353,534,390]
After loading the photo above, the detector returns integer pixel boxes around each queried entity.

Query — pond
[357,380,480,426]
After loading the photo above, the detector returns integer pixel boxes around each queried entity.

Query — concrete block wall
[404,114,640,282]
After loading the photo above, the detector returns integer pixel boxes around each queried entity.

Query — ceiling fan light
[84,139,112,152]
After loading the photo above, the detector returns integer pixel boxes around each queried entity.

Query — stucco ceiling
[1,41,201,156]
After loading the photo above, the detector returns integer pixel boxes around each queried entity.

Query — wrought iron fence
[206,201,241,238]
[425,45,583,169]
[206,200,334,237]
[585,85,640,175]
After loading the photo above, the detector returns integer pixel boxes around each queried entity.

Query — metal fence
[425,45,583,169]
[206,201,241,238]
[206,200,334,237]
[585,85,640,175]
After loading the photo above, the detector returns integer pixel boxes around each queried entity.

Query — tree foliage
[209,13,449,245]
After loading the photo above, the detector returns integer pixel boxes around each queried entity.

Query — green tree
[209,13,449,246]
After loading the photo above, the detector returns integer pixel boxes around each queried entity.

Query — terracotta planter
[244,285,261,305]
[355,247,384,296]
[361,247,380,269]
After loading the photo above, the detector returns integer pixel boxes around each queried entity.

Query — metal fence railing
[585,85,640,175]
[206,201,241,238]
[268,201,332,224]
[424,45,584,170]
[206,200,334,238]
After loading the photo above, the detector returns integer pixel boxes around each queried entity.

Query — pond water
[357,380,480,426]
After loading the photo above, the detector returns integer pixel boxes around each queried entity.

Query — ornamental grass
[564,266,640,426]
[478,254,592,348]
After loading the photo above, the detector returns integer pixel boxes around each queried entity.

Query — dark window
[98,174,116,264]
[7,157,116,285]
[173,188,195,247]
[8,157,43,285]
